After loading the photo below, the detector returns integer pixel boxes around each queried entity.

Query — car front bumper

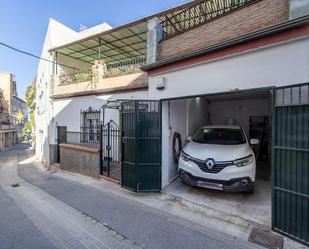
[178,156,255,192]
[179,169,254,192]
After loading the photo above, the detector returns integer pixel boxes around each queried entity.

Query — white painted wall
[209,97,271,136]
[36,19,79,165]
[36,18,112,166]
[161,97,209,186]
[149,37,309,100]
[50,91,149,144]
[187,97,209,136]
[162,99,186,186]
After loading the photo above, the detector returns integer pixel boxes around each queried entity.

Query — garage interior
[162,88,273,228]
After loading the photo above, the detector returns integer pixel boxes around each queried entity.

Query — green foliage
[29,112,35,128]
[25,77,36,112]
[23,77,36,140]
[74,71,92,82]
[21,121,32,141]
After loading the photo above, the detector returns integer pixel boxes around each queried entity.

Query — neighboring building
[0,71,17,113]
[0,72,27,149]
[36,0,309,246]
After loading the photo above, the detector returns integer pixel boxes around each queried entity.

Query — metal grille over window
[160,0,256,39]
[275,84,309,106]
[78,107,102,147]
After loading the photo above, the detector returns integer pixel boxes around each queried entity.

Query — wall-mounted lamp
[156,77,166,90]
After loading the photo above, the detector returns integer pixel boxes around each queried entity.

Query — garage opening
[161,87,273,228]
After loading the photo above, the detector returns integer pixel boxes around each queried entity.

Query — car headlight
[234,155,253,167]
[181,151,190,162]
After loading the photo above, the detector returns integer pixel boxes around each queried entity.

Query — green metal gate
[121,100,161,192]
[272,83,309,246]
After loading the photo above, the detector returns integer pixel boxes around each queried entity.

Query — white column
[147,17,163,64]
[290,0,309,19]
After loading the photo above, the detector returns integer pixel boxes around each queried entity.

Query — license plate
[197,181,223,190]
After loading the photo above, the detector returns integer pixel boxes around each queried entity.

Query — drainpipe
[146,17,163,64]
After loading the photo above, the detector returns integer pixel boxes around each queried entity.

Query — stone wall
[158,0,289,61]
[59,143,100,178]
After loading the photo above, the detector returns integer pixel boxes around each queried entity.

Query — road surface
[0,144,257,249]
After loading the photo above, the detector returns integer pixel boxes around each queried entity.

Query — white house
[35,0,309,245]
[35,19,148,167]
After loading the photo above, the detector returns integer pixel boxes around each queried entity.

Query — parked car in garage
[179,125,259,193]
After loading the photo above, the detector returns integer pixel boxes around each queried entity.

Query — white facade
[148,37,309,100]
[35,19,112,165]
[51,91,149,143]
[148,36,309,187]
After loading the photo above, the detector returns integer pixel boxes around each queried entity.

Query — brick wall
[159,0,289,61]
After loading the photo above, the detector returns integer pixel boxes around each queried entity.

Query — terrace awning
[52,21,148,66]
[49,0,199,66]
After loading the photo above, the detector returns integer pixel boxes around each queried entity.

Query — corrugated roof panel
[80,49,96,56]
[80,39,98,47]
[59,47,75,54]
[54,18,152,65]
[69,52,86,58]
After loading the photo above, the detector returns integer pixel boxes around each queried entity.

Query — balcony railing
[160,0,257,39]
[66,130,100,148]
[0,113,13,124]
[59,59,146,85]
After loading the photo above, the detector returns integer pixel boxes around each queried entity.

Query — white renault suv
[178,125,258,193]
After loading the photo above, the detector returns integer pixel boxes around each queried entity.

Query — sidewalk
[27,160,307,249]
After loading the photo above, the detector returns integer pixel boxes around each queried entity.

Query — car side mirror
[186,136,192,142]
[250,138,259,145]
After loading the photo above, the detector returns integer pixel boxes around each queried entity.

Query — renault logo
[205,158,215,170]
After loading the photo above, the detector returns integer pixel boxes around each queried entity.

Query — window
[193,128,246,145]
[80,107,101,143]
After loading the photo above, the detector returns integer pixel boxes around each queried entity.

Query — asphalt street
[0,144,257,249]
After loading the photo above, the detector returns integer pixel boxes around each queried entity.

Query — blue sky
[0,0,190,100]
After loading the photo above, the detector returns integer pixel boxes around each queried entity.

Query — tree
[25,77,36,112]
[22,77,36,141]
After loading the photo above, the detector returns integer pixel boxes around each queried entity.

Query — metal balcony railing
[160,0,257,39]
[59,59,146,85]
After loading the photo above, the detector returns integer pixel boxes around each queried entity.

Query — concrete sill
[59,143,100,154]
[99,175,120,184]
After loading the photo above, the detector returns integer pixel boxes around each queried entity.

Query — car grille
[189,158,234,173]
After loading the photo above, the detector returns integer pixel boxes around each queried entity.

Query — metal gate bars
[100,120,121,181]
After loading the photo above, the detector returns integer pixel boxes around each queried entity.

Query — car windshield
[193,128,246,145]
